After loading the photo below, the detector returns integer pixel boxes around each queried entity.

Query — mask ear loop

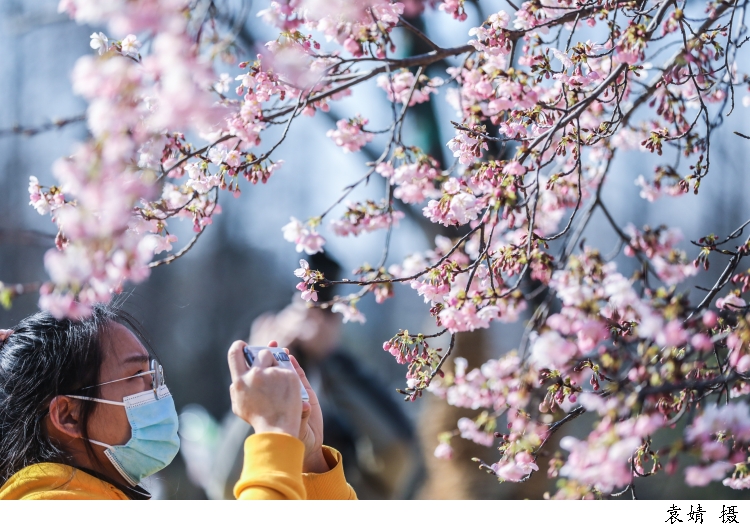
[65,396,139,487]
[86,438,114,450]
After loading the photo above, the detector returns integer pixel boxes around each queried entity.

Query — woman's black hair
[0,303,151,485]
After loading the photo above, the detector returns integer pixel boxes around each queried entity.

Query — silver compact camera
[243,346,310,402]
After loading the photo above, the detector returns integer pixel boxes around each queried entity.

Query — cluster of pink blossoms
[293,259,321,302]
[376,70,443,106]
[32,0,239,316]
[28,177,65,216]
[624,225,698,285]
[326,116,374,154]
[634,174,687,202]
[559,411,664,494]
[257,0,405,57]
[445,131,489,165]
[282,218,326,255]
[684,403,750,488]
[467,11,511,55]
[330,201,405,237]
[430,355,527,412]
[376,157,441,204]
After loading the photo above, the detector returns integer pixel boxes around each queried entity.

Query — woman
[0,305,356,500]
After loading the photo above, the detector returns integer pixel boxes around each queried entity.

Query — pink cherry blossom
[685,462,734,487]
[492,452,539,482]
[691,333,714,352]
[686,403,750,444]
[703,311,719,328]
[330,201,404,237]
[326,116,374,153]
[331,301,366,324]
[282,217,326,255]
[433,442,454,460]
[90,32,109,55]
[376,70,442,106]
[457,417,495,447]
[531,330,578,371]
[656,320,689,348]
[559,416,661,494]
[723,475,750,490]
[120,34,140,56]
[446,131,487,165]
[438,0,467,21]
[716,292,747,310]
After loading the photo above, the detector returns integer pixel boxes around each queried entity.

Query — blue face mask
[67,361,180,487]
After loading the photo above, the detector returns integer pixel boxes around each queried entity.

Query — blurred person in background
[180,253,424,499]
[0,305,356,500]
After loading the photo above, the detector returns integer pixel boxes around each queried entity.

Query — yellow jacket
[0,433,356,500]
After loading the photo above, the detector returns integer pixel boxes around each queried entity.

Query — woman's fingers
[289,355,312,390]
[299,401,312,440]
[263,340,290,357]
[255,348,278,368]
[289,354,320,406]
[227,341,249,382]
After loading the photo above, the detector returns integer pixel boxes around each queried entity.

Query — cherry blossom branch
[397,332,455,399]
[0,229,55,245]
[263,45,475,122]
[148,188,219,267]
[159,134,234,180]
[313,63,426,222]
[621,0,737,128]
[693,217,750,247]
[0,115,85,138]
[638,372,743,398]
[686,238,749,320]
[398,16,439,51]
[323,223,483,286]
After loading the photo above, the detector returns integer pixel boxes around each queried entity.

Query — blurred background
[1,0,748,500]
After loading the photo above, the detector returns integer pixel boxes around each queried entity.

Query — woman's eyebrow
[123,353,150,365]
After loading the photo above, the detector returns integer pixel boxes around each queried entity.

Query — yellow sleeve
[233,434,358,500]
[234,433,307,500]
[302,446,358,500]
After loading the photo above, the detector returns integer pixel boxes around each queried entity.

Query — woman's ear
[47,396,84,440]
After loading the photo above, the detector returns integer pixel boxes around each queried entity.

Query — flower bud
[702,311,718,328]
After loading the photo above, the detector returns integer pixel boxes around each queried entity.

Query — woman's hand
[290,355,329,474]
[227,340,302,437]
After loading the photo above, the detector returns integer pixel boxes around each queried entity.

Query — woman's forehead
[103,323,149,364]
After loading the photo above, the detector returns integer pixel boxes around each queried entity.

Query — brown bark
[415,328,504,499]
